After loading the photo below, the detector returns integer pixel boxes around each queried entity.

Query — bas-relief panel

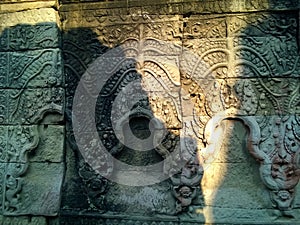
[0,23,60,51]
[181,13,300,220]
[0,125,64,216]
[0,11,63,125]
[61,5,300,223]
[60,3,299,220]
[62,12,205,220]
[0,0,297,224]
[0,7,64,221]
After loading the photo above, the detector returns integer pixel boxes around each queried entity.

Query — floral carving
[257,115,300,216]
[3,125,39,214]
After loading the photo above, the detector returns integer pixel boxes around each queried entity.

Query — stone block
[294,183,300,208]
[227,13,298,37]
[0,23,60,51]
[0,8,58,28]
[202,206,275,224]
[0,49,63,88]
[3,162,64,216]
[141,15,182,43]
[105,181,174,214]
[29,125,64,163]
[0,124,64,164]
[201,119,250,163]
[0,0,54,3]
[0,126,39,163]
[0,8,59,51]
[0,163,6,213]
[202,162,270,209]
[233,37,299,78]
[183,15,227,39]
[181,39,228,80]
[0,53,8,86]
[0,1,56,14]
[0,87,64,125]
[0,216,47,225]
[55,216,105,225]
[249,78,300,115]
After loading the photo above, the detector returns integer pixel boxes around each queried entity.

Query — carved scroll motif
[4,125,39,213]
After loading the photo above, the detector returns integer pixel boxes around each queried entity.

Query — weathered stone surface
[0,8,58,27]
[0,216,47,225]
[63,14,182,47]
[59,139,89,212]
[0,1,56,13]
[0,125,39,163]
[233,37,299,78]
[227,12,298,37]
[105,182,175,214]
[202,162,269,207]
[3,162,64,216]
[55,215,181,225]
[52,216,105,225]
[0,23,60,51]
[0,49,63,88]
[60,0,300,14]
[0,88,64,125]
[0,0,299,224]
[295,184,300,208]
[201,120,270,211]
[0,160,63,217]
[61,2,300,222]
[205,119,250,163]
[183,15,226,39]
[29,125,64,163]
[0,0,54,2]
[202,207,280,224]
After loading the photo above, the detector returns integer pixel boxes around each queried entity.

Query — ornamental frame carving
[202,110,300,216]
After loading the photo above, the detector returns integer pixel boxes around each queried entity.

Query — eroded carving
[61,2,300,222]
[258,115,300,216]
[3,125,38,213]
[171,156,203,215]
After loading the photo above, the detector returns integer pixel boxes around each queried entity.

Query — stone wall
[0,0,299,224]
[0,2,64,225]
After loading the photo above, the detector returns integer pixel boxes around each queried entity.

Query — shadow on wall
[63,25,205,219]
[0,22,205,220]
[59,0,299,222]
[61,6,300,223]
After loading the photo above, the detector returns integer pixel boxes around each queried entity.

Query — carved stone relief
[0,123,64,216]
[0,0,300,224]
[0,6,64,222]
[60,1,300,222]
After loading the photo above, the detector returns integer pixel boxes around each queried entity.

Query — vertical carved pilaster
[257,115,300,216]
